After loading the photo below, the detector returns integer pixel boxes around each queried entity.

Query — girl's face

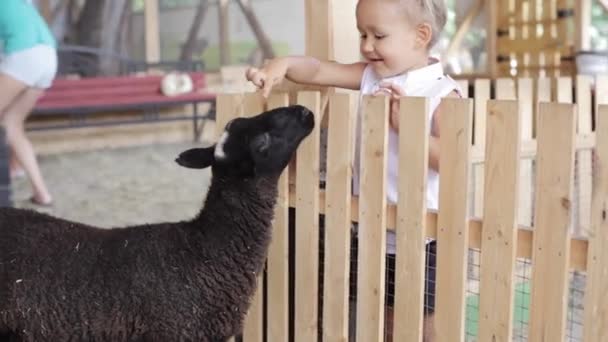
[356,0,429,78]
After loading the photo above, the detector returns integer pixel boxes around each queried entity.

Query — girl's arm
[428,91,461,172]
[379,83,459,172]
[247,56,367,97]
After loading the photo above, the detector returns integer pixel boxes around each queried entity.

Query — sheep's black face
[176,105,314,177]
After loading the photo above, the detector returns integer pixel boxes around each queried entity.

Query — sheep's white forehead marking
[214,131,229,159]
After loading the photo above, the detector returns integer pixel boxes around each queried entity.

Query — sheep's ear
[175,147,215,169]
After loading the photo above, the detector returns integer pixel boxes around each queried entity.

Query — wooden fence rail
[216,74,607,341]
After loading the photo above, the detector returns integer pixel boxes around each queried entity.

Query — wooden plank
[576,76,593,237]
[218,0,231,66]
[473,79,490,218]
[598,75,608,111]
[294,91,321,342]
[393,97,430,342]
[305,0,331,60]
[322,93,355,341]
[478,100,521,341]
[457,80,469,98]
[487,0,499,77]
[536,77,552,135]
[216,93,245,137]
[241,93,265,342]
[583,104,608,342]
[287,191,589,271]
[496,78,517,100]
[331,0,359,63]
[266,93,290,342]
[356,95,390,342]
[575,0,592,51]
[556,77,573,103]
[518,78,534,227]
[435,98,473,342]
[144,0,160,64]
[529,102,576,342]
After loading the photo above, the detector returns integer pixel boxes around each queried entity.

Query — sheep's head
[176,105,314,178]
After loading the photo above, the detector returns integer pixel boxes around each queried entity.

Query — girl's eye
[360,34,367,39]
[375,34,386,39]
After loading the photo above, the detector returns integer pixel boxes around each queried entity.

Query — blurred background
[31,0,608,77]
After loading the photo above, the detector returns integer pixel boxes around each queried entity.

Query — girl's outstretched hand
[245,58,289,98]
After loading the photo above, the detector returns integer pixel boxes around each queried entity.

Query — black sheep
[0,105,315,342]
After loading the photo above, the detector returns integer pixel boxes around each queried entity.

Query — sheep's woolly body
[0,175,278,342]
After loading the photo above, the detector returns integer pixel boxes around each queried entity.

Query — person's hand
[245,58,290,98]
[374,82,406,130]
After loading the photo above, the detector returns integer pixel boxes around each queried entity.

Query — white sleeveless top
[352,61,461,252]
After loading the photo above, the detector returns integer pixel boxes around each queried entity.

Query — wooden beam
[180,0,210,61]
[444,0,485,62]
[144,0,160,64]
[301,0,359,126]
[287,189,589,272]
[305,0,359,63]
[575,0,592,51]
[218,0,231,66]
[486,0,498,77]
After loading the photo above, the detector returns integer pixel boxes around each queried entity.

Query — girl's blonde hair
[402,0,447,48]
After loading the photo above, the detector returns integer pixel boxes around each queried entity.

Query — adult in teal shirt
[0,0,55,206]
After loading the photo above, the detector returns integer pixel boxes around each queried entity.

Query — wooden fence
[217,74,608,342]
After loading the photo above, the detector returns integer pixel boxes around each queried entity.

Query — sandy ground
[11,141,211,228]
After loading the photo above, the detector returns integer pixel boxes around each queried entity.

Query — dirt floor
[11,141,211,228]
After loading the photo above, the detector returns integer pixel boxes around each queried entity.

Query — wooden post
[305,0,359,67]
[144,0,160,64]
[301,0,359,127]
[486,0,498,78]
[575,0,592,52]
[218,0,231,66]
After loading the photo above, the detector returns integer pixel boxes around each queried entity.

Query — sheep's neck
[195,176,278,266]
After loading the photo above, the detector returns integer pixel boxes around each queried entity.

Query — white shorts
[0,45,57,89]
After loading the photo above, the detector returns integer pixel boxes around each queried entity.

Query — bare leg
[0,74,26,110]
[1,86,52,204]
[0,74,27,179]
[9,150,24,178]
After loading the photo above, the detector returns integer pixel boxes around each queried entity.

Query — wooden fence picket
[356,95,390,342]
[294,91,321,342]
[529,102,576,342]
[435,98,473,342]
